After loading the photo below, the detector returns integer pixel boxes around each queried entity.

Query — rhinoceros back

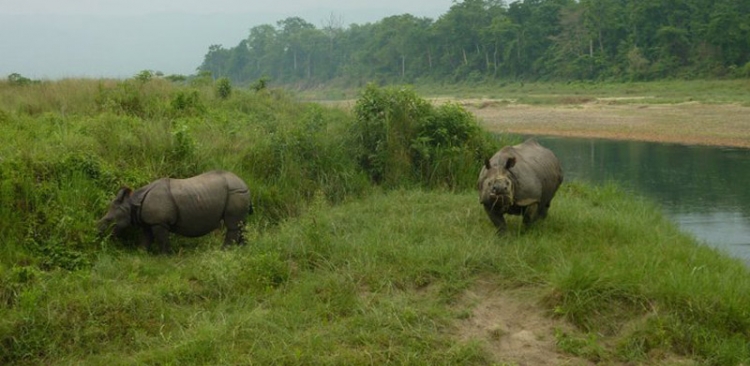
[511,139,563,206]
[168,170,250,237]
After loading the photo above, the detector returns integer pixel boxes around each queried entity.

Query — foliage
[170,89,205,115]
[189,70,213,87]
[2,78,750,365]
[214,77,232,99]
[7,73,37,86]
[251,76,269,92]
[198,0,750,85]
[2,79,418,270]
[134,70,154,83]
[164,74,187,83]
[351,84,502,188]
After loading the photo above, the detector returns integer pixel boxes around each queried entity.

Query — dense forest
[197,0,750,86]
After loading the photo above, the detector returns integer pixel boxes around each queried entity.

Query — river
[534,136,750,264]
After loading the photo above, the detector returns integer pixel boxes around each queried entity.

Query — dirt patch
[454,280,702,366]
[464,100,750,148]
[455,280,594,366]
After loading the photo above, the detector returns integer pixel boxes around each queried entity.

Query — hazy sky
[0,0,454,79]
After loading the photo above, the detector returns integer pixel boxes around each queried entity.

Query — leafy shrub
[351,84,500,190]
[165,74,188,83]
[170,89,205,116]
[96,81,145,116]
[252,76,269,92]
[243,103,370,223]
[215,77,232,99]
[7,73,35,86]
[169,120,201,177]
[134,70,154,83]
[352,84,431,185]
[0,153,117,270]
[190,70,213,87]
[740,61,750,78]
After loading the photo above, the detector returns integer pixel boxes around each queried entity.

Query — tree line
[197,0,750,85]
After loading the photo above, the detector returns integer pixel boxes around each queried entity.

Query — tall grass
[2,76,750,365]
[2,185,750,364]
[0,78,499,269]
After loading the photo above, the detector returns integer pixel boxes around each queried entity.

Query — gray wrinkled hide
[477,139,563,232]
[98,170,252,253]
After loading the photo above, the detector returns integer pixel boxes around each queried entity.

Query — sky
[0,0,454,79]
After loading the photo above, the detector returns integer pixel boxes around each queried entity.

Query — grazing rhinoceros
[98,170,253,253]
[477,139,563,233]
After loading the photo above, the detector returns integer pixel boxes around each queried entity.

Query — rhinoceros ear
[115,187,132,203]
[484,158,492,170]
[504,156,516,170]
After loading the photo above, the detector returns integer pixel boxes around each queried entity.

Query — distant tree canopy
[197,0,750,85]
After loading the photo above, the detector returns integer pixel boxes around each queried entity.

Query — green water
[536,136,750,264]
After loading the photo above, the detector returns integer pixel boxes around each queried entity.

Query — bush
[215,77,232,99]
[351,84,502,190]
[7,73,35,86]
[351,84,431,186]
[170,89,205,116]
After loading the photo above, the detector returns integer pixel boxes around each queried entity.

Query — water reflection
[534,136,750,263]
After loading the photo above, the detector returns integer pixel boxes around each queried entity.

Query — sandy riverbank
[458,99,750,148]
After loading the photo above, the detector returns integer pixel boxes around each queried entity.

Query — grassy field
[302,79,750,105]
[2,77,750,365]
[4,185,750,365]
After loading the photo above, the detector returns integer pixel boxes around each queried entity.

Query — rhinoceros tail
[248,201,254,215]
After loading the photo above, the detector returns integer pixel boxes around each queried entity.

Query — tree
[247,24,282,81]
[195,0,750,84]
[198,45,231,78]
[277,17,317,81]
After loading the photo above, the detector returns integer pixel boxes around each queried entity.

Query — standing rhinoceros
[477,139,563,233]
[98,170,253,253]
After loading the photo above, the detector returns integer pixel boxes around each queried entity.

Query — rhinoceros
[477,139,563,232]
[98,170,253,253]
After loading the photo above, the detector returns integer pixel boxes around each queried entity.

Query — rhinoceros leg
[222,189,251,247]
[522,203,540,225]
[538,201,550,219]
[483,205,507,233]
[152,225,172,254]
[140,227,155,252]
[222,217,245,247]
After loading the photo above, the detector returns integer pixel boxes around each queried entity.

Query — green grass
[299,79,750,106]
[433,79,750,105]
[2,77,750,365]
[2,184,750,364]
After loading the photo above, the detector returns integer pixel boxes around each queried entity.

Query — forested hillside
[198,0,750,85]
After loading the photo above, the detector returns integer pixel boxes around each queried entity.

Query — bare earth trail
[458,98,750,148]
[455,282,596,366]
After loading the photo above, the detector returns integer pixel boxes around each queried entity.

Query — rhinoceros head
[479,156,516,210]
[98,187,134,236]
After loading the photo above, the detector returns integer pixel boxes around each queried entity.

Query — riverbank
[5,186,750,365]
[461,99,750,148]
[3,79,750,365]
[318,96,750,149]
